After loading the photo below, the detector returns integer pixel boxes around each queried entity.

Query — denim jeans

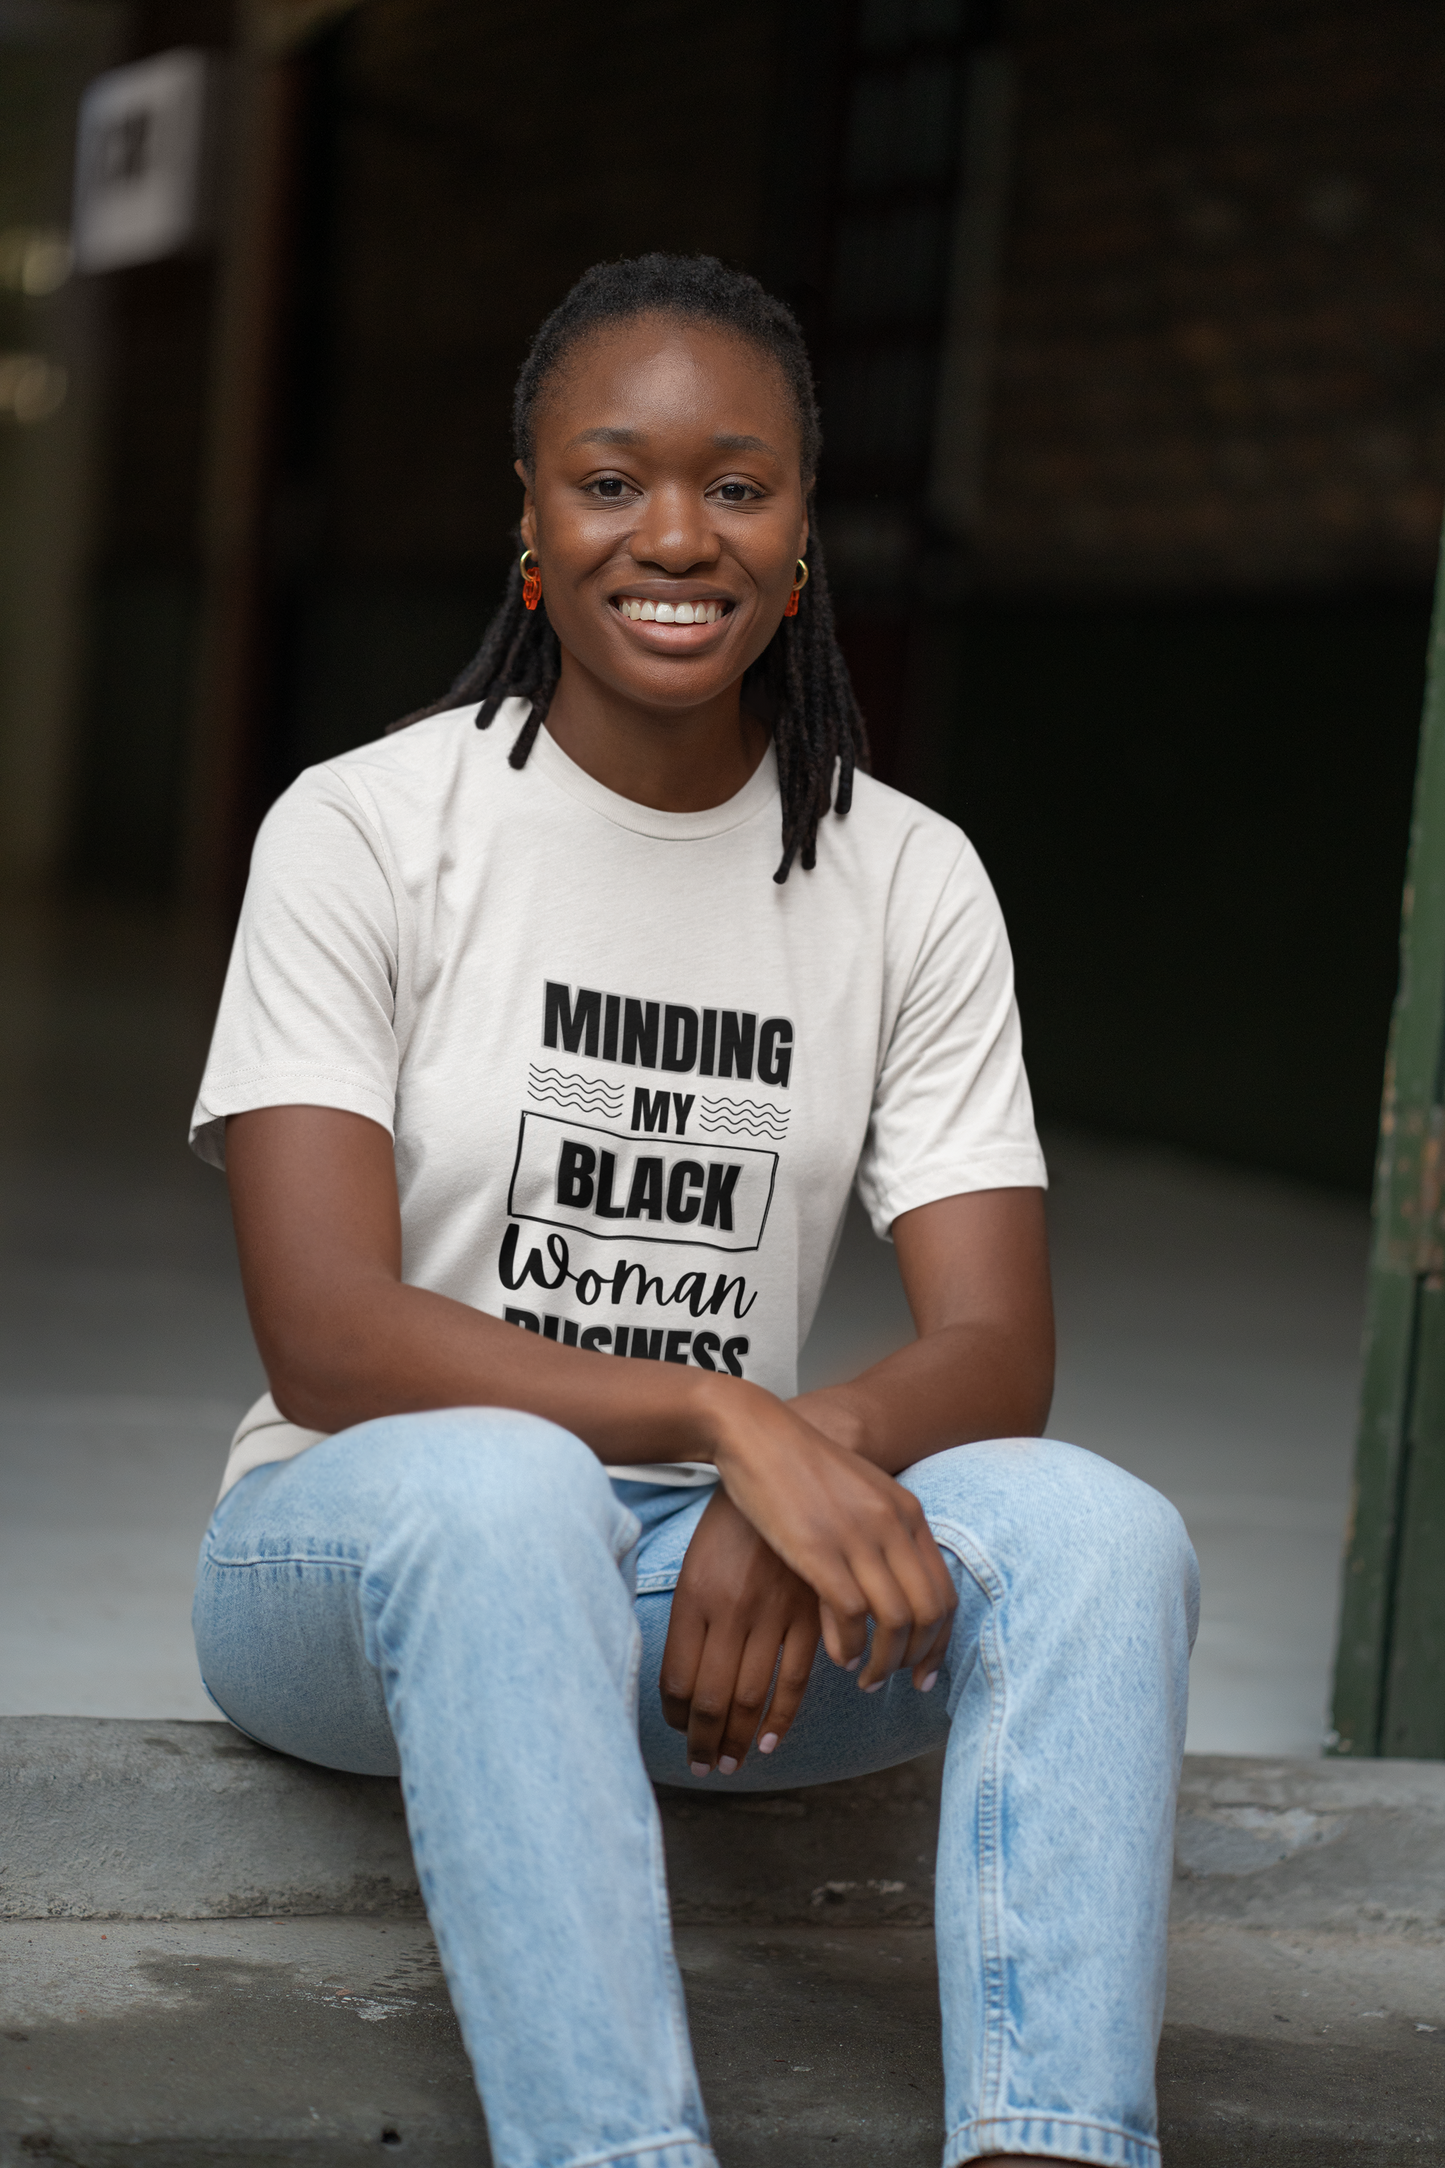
[192,1413,1197,2168]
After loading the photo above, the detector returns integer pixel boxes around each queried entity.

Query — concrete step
[3,1721,1444,2164]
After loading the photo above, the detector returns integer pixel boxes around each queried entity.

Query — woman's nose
[631,486,718,571]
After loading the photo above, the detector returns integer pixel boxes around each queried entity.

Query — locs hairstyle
[394,253,869,882]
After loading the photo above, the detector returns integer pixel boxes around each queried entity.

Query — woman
[191,253,1196,2168]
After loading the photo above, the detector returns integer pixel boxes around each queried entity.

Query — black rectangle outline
[506,1109,778,1254]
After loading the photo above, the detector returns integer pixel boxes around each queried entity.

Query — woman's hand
[660,1488,820,1774]
[697,1382,957,1693]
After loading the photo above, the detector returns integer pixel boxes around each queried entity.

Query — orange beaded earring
[783,557,809,617]
[520,549,542,611]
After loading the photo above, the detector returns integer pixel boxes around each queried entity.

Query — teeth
[618,599,724,623]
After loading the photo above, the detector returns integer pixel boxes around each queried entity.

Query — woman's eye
[589,477,631,500]
[713,481,760,503]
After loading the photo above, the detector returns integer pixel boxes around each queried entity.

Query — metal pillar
[1333,523,1445,1758]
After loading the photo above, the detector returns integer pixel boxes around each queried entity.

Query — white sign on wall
[72,50,222,274]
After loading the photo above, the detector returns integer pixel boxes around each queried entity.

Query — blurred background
[3,0,1443,1753]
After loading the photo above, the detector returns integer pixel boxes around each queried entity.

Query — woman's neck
[542,653,770,813]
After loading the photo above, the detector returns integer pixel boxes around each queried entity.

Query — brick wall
[978,0,1445,591]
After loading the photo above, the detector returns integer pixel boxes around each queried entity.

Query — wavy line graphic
[701,1105,788,1121]
[528,1091,624,1119]
[529,1094,624,1115]
[527,1095,621,1108]
[528,1079,623,1101]
[527,1066,624,1111]
[700,1101,788,1120]
[527,1086,622,1108]
[529,1065,623,1093]
[701,1095,787,1119]
[699,1111,790,1140]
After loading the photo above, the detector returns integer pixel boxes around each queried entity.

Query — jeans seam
[929,1515,1011,2128]
[196,1677,271,1748]
[649,1807,709,2142]
[955,2113,1158,2137]
[534,2134,716,2168]
[635,1605,709,2144]
[203,1549,365,1572]
[945,2113,1160,2167]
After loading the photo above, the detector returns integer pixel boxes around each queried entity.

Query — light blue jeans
[192,1413,1197,2168]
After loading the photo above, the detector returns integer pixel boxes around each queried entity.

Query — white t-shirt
[191,699,1046,1499]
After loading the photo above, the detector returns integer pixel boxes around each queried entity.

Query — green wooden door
[1333,528,1445,1757]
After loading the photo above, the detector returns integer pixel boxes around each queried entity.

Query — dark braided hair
[395,253,869,881]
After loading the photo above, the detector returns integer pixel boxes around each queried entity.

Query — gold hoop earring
[784,557,809,618]
[520,549,541,611]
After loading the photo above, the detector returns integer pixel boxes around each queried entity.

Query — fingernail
[758,1733,779,1755]
[862,1679,885,1694]
[920,1671,939,1693]
[690,1761,710,1778]
[845,1656,863,1673]
[718,1756,738,1775]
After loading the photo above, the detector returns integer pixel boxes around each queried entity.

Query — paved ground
[0,901,1369,1753]
[5,1720,1444,2165]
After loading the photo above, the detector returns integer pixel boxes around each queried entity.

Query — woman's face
[518,315,809,715]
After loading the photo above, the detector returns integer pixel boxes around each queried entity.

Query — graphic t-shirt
[191,699,1047,1498]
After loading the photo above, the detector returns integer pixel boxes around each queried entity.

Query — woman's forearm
[255,1263,749,1465]
[226,1110,1053,1485]
[227,1104,743,1465]
[793,1318,1053,1478]
[266,1267,1046,1482]
[794,1187,1055,1476]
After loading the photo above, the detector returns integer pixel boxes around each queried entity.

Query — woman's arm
[225,1103,959,1690]
[228,1108,1050,1470]
[226,1103,735,1466]
[791,1187,1055,1473]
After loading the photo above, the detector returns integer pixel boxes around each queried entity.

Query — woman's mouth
[612,597,732,625]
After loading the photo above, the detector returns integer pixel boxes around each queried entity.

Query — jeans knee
[1041,1444,1199,1650]
[908,1436,1197,1622]
[1141,1483,1200,1646]
[1034,1438,1192,1570]
[359,1407,618,1558]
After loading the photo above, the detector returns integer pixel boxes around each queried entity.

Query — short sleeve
[855,837,1047,1239]
[189,767,402,1170]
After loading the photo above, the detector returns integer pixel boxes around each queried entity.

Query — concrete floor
[0,903,1370,1755]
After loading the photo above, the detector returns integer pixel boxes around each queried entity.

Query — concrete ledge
[0,1719,418,1921]
[1176,1752,1445,1930]
[8,1719,1445,1931]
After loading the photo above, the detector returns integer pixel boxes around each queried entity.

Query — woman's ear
[515,460,536,552]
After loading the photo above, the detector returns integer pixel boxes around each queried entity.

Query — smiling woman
[186,253,1196,2168]
[397,253,867,879]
